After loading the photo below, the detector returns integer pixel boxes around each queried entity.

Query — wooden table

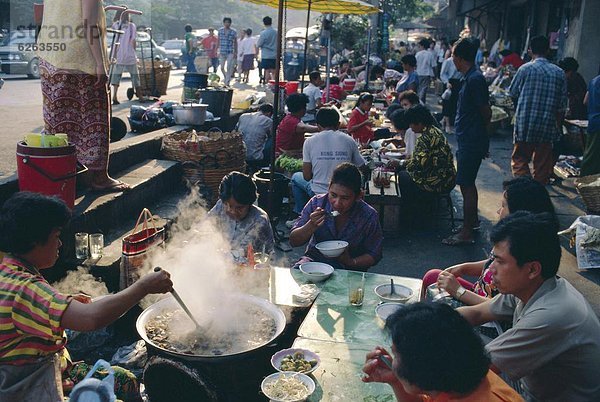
[364,172,403,234]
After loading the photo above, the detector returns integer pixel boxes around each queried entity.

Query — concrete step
[44,158,183,283]
[0,125,187,205]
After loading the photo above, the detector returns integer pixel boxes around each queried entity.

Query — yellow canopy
[243,0,379,14]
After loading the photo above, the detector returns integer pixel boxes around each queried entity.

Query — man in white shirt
[415,38,436,104]
[458,212,600,402]
[290,107,365,215]
[302,71,323,123]
[236,103,273,170]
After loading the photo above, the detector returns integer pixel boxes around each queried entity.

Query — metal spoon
[153,267,201,329]
[390,278,396,295]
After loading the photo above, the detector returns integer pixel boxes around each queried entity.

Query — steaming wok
[137,294,286,362]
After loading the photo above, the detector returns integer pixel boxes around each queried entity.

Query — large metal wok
[136,293,286,363]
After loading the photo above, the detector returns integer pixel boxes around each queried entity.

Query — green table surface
[292,337,397,402]
[295,269,422,344]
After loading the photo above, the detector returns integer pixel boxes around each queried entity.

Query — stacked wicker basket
[162,129,246,204]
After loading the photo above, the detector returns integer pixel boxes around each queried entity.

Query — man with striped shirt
[218,17,237,86]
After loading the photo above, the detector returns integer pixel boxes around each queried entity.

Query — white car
[0,30,40,78]
[161,39,185,69]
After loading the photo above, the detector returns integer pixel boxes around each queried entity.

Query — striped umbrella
[243,0,379,14]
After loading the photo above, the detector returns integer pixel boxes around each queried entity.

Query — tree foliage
[384,0,434,25]
[330,15,369,57]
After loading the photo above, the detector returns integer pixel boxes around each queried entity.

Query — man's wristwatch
[455,286,467,300]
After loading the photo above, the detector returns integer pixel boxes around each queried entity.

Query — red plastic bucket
[343,78,356,92]
[285,81,299,95]
[16,142,87,209]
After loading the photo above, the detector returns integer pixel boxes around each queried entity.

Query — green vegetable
[279,352,317,373]
[275,155,303,172]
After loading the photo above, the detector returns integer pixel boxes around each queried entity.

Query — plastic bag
[563,215,600,269]
[441,88,452,101]
[69,359,116,402]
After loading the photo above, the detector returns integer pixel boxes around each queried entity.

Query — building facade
[439,0,599,81]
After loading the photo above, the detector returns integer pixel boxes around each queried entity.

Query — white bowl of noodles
[261,372,315,402]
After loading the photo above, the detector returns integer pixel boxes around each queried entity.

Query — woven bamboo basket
[182,159,246,204]
[138,61,171,96]
[162,129,246,204]
[162,129,245,165]
[576,174,600,213]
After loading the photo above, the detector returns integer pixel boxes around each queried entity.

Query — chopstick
[379,355,394,370]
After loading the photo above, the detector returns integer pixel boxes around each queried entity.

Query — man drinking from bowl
[289,163,383,271]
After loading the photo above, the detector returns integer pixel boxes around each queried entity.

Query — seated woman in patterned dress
[289,163,383,272]
[421,176,558,304]
[397,104,456,213]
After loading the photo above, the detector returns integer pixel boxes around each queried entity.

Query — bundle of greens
[275,155,303,172]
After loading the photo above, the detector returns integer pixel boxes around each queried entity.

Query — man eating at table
[363,303,524,401]
[289,163,383,271]
[458,212,600,402]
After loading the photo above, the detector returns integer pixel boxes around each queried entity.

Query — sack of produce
[561,215,600,269]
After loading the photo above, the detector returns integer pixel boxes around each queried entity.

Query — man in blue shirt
[218,17,237,86]
[257,16,278,83]
[443,37,491,246]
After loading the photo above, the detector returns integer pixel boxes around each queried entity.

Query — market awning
[243,0,379,14]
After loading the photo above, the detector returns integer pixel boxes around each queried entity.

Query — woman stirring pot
[0,193,173,401]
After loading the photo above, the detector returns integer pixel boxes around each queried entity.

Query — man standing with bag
[509,36,567,185]
[443,37,491,246]
[218,17,237,86]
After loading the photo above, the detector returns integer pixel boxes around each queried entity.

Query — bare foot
[90,178,130,193]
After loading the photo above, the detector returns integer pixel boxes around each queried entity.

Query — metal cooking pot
[172,103,208,125]
[136,294,286,362]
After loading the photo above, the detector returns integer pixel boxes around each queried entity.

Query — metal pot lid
[173,103,208,109]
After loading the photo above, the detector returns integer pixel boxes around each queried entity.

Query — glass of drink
[348,272,366,307]
[253,252,270,265]
[74,233,89,260]
[89,233,104,259]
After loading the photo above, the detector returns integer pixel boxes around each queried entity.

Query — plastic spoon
[390,278,396,295]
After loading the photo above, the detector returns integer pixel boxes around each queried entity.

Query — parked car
[161,39,185,69]
[0,29,40,78]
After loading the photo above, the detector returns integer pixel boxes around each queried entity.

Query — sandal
[90,180,130,193]
[442,234,475,246]
[452,223,481,234]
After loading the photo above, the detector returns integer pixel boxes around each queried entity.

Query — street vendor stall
[134,265,421,401]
